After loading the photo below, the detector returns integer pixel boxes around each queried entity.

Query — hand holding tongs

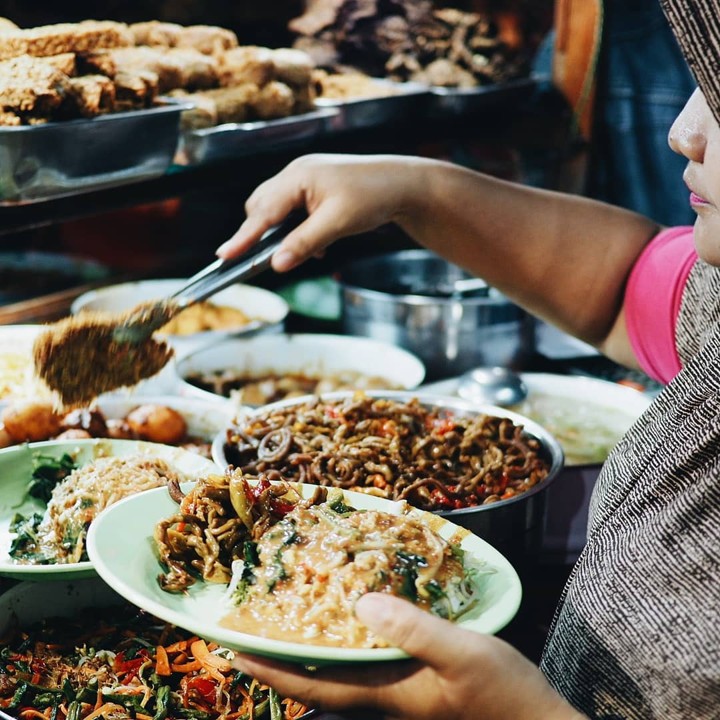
[113,209,306,344]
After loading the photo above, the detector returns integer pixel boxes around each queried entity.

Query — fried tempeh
[129,20,184,48]
[0,55,70,114]
[0,20,132,61]
[175,24,238,55]
[66,74,116,116]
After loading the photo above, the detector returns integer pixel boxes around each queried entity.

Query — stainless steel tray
[0,101,188,204]
[430,76,537,116]
[178,107,340,165]
[316,80,432,131]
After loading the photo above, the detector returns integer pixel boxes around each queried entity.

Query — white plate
[0,438,218,581]
[88,482,522,665]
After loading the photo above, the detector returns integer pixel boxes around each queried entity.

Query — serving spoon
[456,366,528,407]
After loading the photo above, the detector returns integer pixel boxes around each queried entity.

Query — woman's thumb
[355,593,467,667]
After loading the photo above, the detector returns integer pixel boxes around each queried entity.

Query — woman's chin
[692,215,720,266]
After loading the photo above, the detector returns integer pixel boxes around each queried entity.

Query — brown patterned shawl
[540,259,720,717]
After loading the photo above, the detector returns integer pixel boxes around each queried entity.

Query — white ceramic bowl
[174,333,427,403]
[71,278,289,356]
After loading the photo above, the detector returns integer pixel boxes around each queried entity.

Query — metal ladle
[456,366,528,407]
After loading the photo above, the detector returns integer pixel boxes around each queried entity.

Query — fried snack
[175,25,238,55]
[0,110,20,125]
[0,20,132,61]
[292,82,315,113]
[194,83,260,124]
[218,45,275,87]
[129,20,183,48]
[0,55,70,114]
[270,47,314,87]
[42,52,77,76]
[313,69,395,100]
[113,69,159,109]
[251,80,295,119]
[0,17,18,33]
[89,46,182,92]
[172,90,217,129]
[165,47,218,89]
[66,74,115,117]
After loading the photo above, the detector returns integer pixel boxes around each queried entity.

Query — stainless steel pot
[338,249,533,380]
[213,391,564,560]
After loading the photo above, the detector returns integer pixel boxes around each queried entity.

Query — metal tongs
[113,209,306,344]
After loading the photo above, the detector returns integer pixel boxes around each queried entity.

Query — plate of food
[0,578,312,720]
[87,471,522,665]
[0,438,218,580]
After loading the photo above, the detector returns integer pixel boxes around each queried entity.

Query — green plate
[87,483,522,666]
[0,439,218,581]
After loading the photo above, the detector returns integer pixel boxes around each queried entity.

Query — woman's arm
[218,154,661,365]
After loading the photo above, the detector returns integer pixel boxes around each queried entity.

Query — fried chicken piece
[218,46,275,87]
[129,20,183,48]
[176,25,238,55]
[250,80,295,120]
[0,21,132,61]
[0,55,70,114]
[87,46,182,92]
[66,74,115,117]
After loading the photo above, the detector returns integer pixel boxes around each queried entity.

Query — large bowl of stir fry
[213,391,564,557]
[0,578,311,720]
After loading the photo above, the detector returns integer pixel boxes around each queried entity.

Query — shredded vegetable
[0,603,308,720]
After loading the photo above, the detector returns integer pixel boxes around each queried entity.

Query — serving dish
[429,76,537,117]
[87,480,522,665]
[422,372,653,562]
[178,107,339,165]
[71,278,289,362]
[0,578,313,720]
[0,100,189,204]
[0,438,218,581]
[316,79,431,131]
[212,390,564,556]
[175,333,426,404]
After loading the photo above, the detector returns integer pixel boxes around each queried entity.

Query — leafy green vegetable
[393,551,429,602]
[29,453,77,504]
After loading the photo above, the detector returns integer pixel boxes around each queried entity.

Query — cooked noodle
[155,469,485,648]
[224,395,551,510]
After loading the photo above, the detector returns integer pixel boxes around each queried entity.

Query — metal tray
[430,76,537,116]
[316,80,432,131]
[0,101,188,204]
[178,106,340,165]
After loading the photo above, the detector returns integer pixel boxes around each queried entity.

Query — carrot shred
[18,709,48,720]
[190,639,232,672]
[171,660,201,673]
[156,645,172,676]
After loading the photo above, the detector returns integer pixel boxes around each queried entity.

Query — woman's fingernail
[355,593,390,625]
[216,240,234,257]
[272,248,296,271]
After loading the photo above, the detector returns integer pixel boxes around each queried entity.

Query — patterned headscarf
[661,0,720,124]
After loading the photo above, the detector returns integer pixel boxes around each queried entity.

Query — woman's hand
[216,154,431,271]
[231,593,586,720]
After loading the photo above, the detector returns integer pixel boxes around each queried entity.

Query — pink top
[625,226,697,384]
